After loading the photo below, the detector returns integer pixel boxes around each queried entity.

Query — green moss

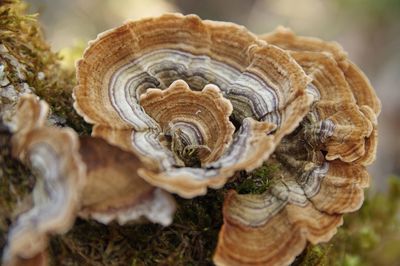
[232,162,278,194]
[292,245,329,266]
[296,176,400,266]
[46,162,280,265]
[0,0,89,258]
[2,1,400,265]
[0,0,89,133]
[49,190,225,266]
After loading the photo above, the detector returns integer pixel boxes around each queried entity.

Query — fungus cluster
[3,13,380,266]
[215,27,379,266]
[73,14,312,199]
[3,95,176,266]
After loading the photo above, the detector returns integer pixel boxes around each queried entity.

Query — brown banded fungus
[73,13,312,198]
[262,27,380,165]
[3,95,176,265]
[214,28,380,266]
[78,136,176,226]
[3,95,85,266]
[139,80,235,168]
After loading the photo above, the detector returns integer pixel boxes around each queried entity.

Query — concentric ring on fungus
[3,95,176,266]
[5,14,380,266]
[214,27,380,266]
[73,13,312,198]
[4,95,85,266]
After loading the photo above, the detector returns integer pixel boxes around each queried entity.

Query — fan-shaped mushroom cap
[78,136,176,226]
[214,28,380,266]
[11,94,48,155]
[215,133,369,266]
[139,80,235,166]
[74,13,312,198]
[262,27,380,165]
[262,26,381,116]
[215,192,343,266]
[291,51,374,163]
[3,95,85,266]
[3,95,176,265]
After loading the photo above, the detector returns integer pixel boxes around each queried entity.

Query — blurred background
[26,0,400,191]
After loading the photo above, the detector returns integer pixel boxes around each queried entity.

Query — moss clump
[231,162,278,194]
[48,163,278,265]
[0,0,88,258]
[49,190,225,266]
[292,245,328,266]
[0,0,89,133]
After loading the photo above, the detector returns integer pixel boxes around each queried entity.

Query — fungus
[262,27,380,164]
[139,80,235,168]
[259,27,380,168]
[78,136,176,226]
[3,95,85,266]
[3,95,176,265]
[214,28,379,266]
[73,13,312,198]
[5,13,380,265]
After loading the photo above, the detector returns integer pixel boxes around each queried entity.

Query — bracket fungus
[3,95,176,265]
[3,95,85,266]
[73,13,312,198]
[262,27,380,165]
[78,136,176,226]
[3,12,380,266]
[214,28,380,266]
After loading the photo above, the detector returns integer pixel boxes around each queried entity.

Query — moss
[292,245,329,266]
[2,1,400,265]
[49,191,224,266]
[0,0,89,133]
[231,162,278,194]
[0,0,87,258]
[296,176,400,266]
[49,163,278,265]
